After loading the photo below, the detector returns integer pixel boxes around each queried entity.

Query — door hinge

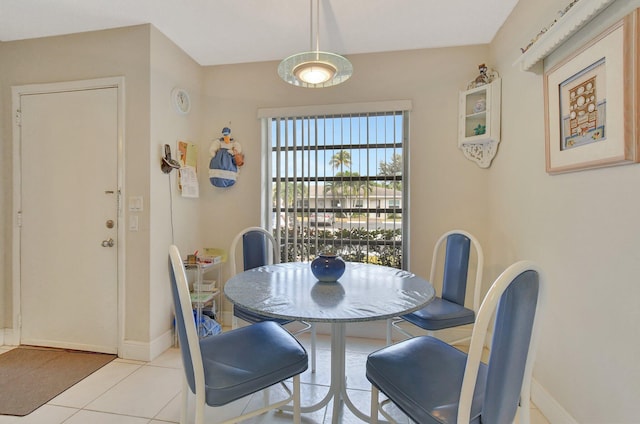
[16,211,22,228]
[15,109,22,127]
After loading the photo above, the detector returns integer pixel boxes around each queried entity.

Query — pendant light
[278,0,352,88]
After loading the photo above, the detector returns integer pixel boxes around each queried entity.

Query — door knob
[101,238,115,247]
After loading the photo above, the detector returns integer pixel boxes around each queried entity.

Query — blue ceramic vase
[311,254,346,282]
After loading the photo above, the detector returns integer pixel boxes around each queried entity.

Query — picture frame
[544,9,639,174]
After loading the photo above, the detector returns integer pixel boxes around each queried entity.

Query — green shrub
[275,227,402,268]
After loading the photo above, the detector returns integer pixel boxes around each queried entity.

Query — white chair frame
[387,229,484,345]
[229,226,317,372]
[372,260,546,424]
[170,245,302,424]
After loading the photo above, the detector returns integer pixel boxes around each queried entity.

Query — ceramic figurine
[473,98,486,113]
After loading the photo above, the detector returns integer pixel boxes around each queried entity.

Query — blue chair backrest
[441,233,471,305]
[168,258,197,393]
[243,231,269,271]
[482,270,539,423]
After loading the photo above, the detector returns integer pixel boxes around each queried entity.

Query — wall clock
[171,88,191,114]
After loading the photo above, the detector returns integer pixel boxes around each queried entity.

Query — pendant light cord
[310,0,320,59]
[315,0,320,52]
[277,0,353,87]
[309,0,313,51]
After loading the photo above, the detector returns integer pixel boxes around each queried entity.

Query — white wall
[0,26,153,349]
[0,41,5,334]
[490,0,640,422]
[148,27,205,356]
[0,25,209,360]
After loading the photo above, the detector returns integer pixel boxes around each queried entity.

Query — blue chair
[230,226,317,372]
[387,229,484,345]
[368,260,545,424]
[169,245,308,424]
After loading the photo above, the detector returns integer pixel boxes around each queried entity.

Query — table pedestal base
[283,323,372,423]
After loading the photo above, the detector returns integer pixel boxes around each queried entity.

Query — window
[261,104,409,269]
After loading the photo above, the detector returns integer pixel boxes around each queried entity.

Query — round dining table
[224,261,435,423]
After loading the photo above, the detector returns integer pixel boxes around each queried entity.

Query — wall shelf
[458,78,501,168]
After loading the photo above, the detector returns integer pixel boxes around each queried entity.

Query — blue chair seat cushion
[401,296,475,331]
[199,321,308,406]
[233,305,294,326]
[366,336,487,424]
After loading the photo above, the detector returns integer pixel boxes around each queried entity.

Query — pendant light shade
[294,60,335,84]
[278,0,352,88]
[279,51,352,87]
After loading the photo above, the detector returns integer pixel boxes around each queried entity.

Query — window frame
[260,101,411,270]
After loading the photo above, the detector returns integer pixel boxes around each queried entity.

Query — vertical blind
[267,110,408,269]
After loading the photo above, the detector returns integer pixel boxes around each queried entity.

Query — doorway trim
[11,77,126,353]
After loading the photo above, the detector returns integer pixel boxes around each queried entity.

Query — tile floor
[0,334,550,423]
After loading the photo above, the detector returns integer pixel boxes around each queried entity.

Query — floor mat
[0,346,116,416]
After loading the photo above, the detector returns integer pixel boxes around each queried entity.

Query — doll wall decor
[208,127,244,187]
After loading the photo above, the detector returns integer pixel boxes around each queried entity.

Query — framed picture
[544,9,639,174]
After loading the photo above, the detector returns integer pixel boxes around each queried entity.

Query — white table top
[224,261,435,323]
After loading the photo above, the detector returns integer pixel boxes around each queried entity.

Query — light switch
[129,196,143,212]
[129,215,139,232]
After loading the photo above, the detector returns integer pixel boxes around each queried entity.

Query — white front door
[17,83,120,353]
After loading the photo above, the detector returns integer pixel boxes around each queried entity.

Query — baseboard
[119,329,173,362]
[222,311,232,327]
[119,340,150,361]
[150,329,174,360]
[3,327,173,362]
[531,378,577,424]
[2,328,20,346]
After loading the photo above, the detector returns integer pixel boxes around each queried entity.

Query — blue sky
[271,113,404,178]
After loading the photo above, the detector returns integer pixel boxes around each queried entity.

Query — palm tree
[379,153,403,190]
[329,150,352,172]
[273,181,307,207]
[352,178,374,199]
[325,171,373,217]
[324,172,351,197]
[325,172,370,197]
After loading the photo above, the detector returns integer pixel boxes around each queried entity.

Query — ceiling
[0,0,520,66]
